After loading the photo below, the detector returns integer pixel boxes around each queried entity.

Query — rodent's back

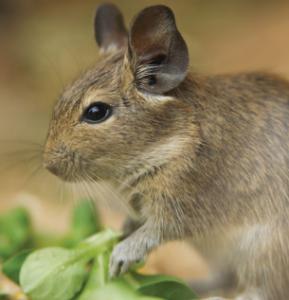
[186,72,289,225]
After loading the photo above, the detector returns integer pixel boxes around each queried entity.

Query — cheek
[73,113,155,166]
[72,126,115,161]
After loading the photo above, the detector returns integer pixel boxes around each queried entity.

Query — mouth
[42,147,81,182]
[42,147,106,184]
[43,165,80,183]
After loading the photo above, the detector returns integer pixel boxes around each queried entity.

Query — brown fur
[43,4,289,300]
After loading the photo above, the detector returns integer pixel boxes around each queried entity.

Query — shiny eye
[82,102,112,124]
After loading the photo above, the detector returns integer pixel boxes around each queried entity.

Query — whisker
[86,170,136,216]
[108,173,153,204]
[84,172,111,211]
[80,179,98,215]
[0,152,41,177]
[0,139,43,147]
[19,164,43,190]
[70,181,78,207]
[31,40,65,90]
[0,148,43,158]
[60,180,64,204]
[57,40,83,74]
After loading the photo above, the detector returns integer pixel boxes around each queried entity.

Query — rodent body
[43,4,289,300]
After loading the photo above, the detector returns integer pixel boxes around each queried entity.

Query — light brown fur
[43,4,289,300]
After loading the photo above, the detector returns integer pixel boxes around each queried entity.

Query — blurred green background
[1,0,289,285]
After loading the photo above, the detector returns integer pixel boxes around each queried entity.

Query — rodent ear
[94,3,128,54]
[128,5,189,94]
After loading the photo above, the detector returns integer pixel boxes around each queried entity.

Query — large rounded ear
[94,3,128,54]
[128,5,189,95]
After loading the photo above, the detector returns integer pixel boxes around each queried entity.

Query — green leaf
[139,281,198,300]
[32,233,60,248]
[0,208,31,260]
[61,201,101,248]
[0,292,9,300]
[77,281,163,300]
[123,272,199,300]
[20,227,121,300]
[84,251,110,288]
[78,251,162,300]
[2,249,34,284]
[130,259,146,271]
[21,247,87,300]
[72,201,101,236]
[76,251,110,300]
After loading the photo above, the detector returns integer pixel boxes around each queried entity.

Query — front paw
[109,239,145,277]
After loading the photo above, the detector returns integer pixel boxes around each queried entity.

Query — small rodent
[42,3,289,300]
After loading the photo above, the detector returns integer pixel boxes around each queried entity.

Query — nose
[42,147,61,177]
[43,162,59,176]
[42,142,73,181]
[42,156,60,176]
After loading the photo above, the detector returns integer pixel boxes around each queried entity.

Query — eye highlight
[82,102,112,124]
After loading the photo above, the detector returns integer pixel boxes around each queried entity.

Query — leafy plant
[20,228,120,300]
[122,272,198,300]
[2,249,33,284]
[1,202,199,300]
[0,292,9,300]
[61,202,101,248]
[0,208,31,261]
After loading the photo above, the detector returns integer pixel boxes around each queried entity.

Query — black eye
[83,102,112,124]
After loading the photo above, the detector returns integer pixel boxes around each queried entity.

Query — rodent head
[43,3,196,183]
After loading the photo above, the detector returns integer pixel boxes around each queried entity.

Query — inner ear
[128,5,189,95]
[144,53,167,87]
[142,52,167,66]
[94,3,128,54]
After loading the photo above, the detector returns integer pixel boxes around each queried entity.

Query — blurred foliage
[0,208,31,262]
[0,203,198,300]
[0,201,100,263]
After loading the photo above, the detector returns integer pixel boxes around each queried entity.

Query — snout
[42,145,75,181]
[42,150,63,177]
[42,155,60,176]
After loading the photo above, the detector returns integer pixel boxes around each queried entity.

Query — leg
[202,223,289,300]
[190,269,237,297]
[110,220,161,277]
[121,217,142,240]
[190,224,283,300]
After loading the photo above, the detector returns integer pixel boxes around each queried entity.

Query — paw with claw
[109,238,145,277]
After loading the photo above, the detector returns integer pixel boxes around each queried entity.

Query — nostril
[42,145,70,180]
[42,155,59,176]
[45,164,59,176]
[42,159,59,176]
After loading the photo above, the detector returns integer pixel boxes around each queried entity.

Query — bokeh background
[1,0,289,292]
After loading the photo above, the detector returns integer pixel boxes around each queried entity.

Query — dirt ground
[1,0,289,294]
